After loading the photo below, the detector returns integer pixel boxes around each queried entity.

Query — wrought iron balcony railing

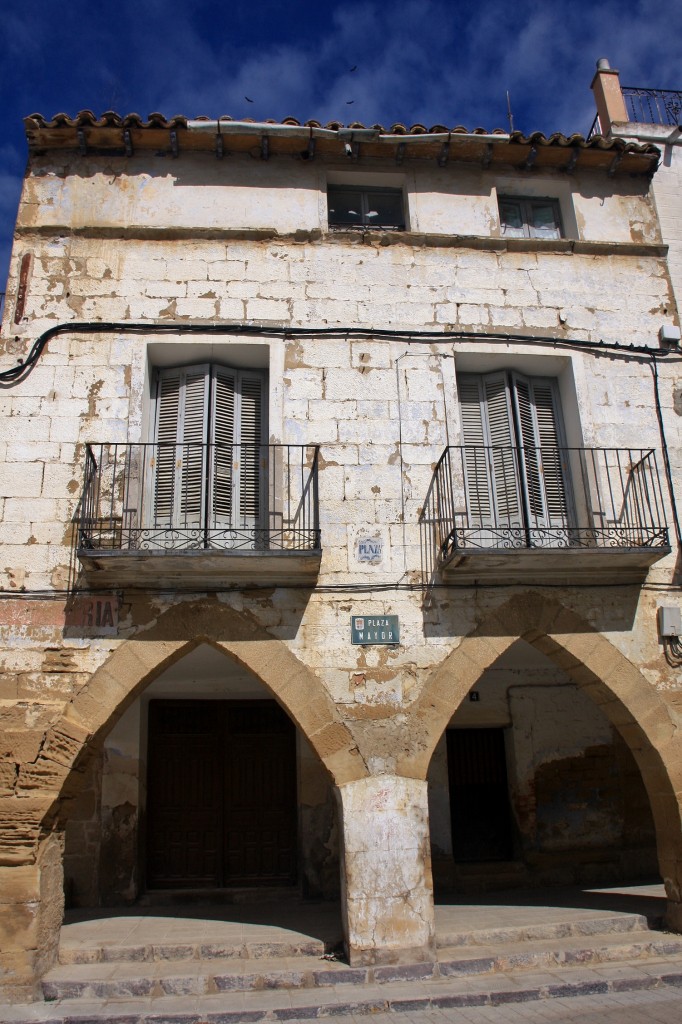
[75,442,320,556]
[588,87,682,138]
[622,87,682,127]
[420,446,670,581]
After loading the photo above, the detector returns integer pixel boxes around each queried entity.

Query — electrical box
[658,325,681,346]
[658,606,682,638]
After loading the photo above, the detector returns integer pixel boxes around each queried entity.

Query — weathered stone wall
[13,153,660,243]
[610,121,682,314]
[0,147,681,992]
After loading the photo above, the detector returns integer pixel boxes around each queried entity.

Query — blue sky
[1,0,681,292]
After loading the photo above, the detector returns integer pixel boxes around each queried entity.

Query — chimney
[591,58,628,136]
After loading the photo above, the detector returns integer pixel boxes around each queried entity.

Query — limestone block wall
[13,153,660,243]
[610,122,682,317]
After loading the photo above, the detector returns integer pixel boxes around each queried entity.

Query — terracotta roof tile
[22,111,660,173]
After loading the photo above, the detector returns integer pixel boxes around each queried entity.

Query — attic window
[327,185,405,230]
[498,196,563,239]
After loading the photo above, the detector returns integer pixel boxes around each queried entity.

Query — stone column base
[0,833,64,1001]
[336,776,436,966]
[665,898,682,933]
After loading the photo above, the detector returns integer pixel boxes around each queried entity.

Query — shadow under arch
[40,597,367,836]
[403,592,682,899]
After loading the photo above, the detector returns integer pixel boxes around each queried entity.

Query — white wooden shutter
[510,373,569,531]
[237,372,265,526]
[153,365,210,530]
[208,367,266,529]
[153,364,267,542]
[482,374,523,527]
[458,373,522,530]
[210,367,237,526]
[458,371,571,545]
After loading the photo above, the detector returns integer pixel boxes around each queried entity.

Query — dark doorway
[447,728,514,862]
[146,700,297,888]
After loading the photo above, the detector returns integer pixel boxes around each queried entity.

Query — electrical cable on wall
[2,319,682,388]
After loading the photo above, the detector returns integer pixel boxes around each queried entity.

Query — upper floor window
[327,184,405,230]
[498,196,563,240]
[457,371,572,541]
[152,363,267,538]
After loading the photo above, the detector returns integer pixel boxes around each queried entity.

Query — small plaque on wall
[351,615,400,645]
[356,536,383,564]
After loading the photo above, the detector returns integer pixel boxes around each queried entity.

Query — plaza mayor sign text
[351,615,400,645]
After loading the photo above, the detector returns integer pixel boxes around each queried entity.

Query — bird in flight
[346,100,354,105]
[349,65,358,72]
[245,96,254,103]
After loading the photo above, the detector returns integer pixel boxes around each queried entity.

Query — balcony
[588,87,682,137]
[74,443,321,590]
[420,446,670,585]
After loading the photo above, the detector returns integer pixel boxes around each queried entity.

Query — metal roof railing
[622,87,682,127]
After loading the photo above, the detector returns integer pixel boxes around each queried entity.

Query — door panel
[447,728,514,862]
[147,702,222,887]
[146,700,297,889]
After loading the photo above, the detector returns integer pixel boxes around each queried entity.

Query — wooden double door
[146,700,297,888]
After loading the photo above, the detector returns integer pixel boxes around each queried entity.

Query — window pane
[328,189,363,225]
[529,202,561,239]
[499,200,526,237]
[365,191,405,228]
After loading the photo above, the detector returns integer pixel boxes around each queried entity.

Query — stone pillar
[0,832,65,1000]
[590,58,628,135]
[335,776,436,965]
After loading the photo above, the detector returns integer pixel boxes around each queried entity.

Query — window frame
[498,196,564,240]
[326,183,406,231]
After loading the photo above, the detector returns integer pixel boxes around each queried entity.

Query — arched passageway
[63,643,344,906]
[426,637,658,893]
[405,594,682,920]
[12,600,367,995]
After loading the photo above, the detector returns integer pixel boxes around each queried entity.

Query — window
[327,184,405,230]
[151,363,267,545]
[498,196,563,239]
[457,371,573,545]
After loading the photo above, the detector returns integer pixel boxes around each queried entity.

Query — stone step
[58,934,332,965]
[4,955,682,1023]
[57,908,660,965]
[42,928,682,1001]
[436,909,663,947]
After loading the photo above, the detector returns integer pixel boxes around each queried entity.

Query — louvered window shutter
[210,368,237,526]
[458,375,494,525]
[153,365,210,531]
[510,373,569,531]
[481,374,523,527]
[458,371,570,546]
[209,367,266,529]
[458,373,523,531]
[153,364,267,544]
[236,371,265,526]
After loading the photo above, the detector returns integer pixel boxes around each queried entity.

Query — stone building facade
[0,105,681,999]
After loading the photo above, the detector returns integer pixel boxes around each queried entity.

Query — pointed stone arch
[34,598,366,838]
[402,592,682,907]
